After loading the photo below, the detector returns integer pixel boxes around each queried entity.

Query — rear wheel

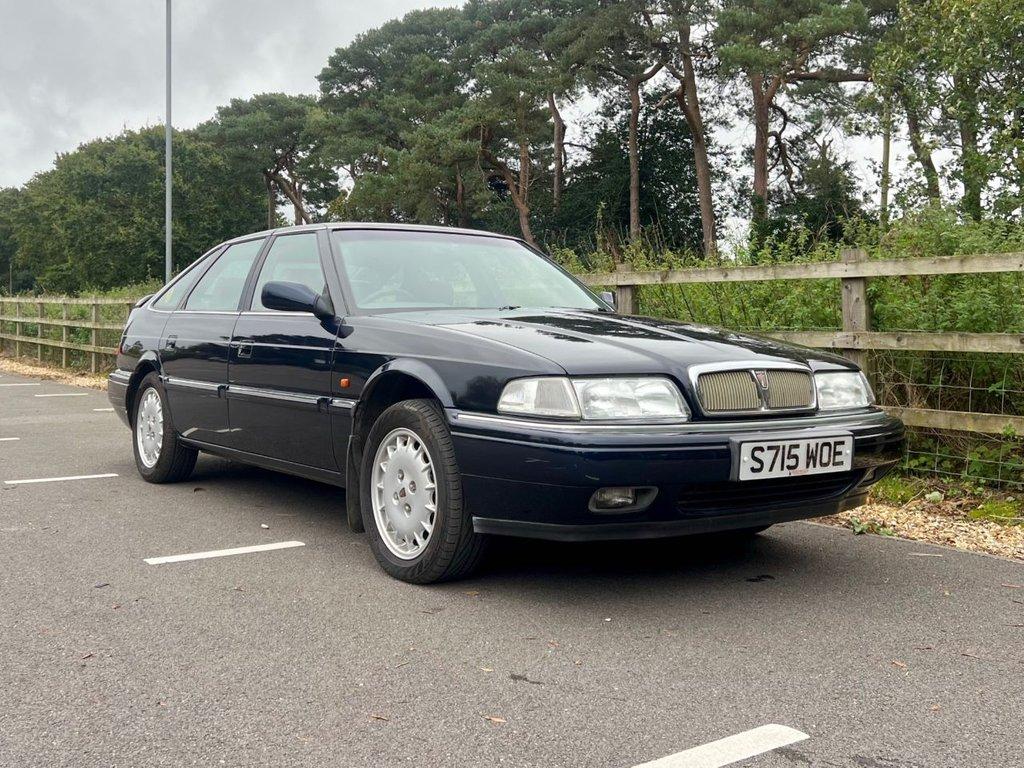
[132,372,198,483]
[360,399,486,583]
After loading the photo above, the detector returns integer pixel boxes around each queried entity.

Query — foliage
[3,127,265,294]
[849,517,895,535]
[870,474,924,505]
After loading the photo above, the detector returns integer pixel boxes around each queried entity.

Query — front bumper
[447,408,905,541]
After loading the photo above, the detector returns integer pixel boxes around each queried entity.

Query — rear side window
[152,251,218,310]
[251,233,326,311]
[185,238,265,311]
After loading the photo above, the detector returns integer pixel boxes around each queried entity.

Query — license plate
[736,435,853,481]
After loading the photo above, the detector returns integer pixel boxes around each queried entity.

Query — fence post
[840,248,871,375]
[90,302,99,373]
[36,301,44,362]
[14,300,22,357]
[614,264,636,315]
[61,302,69,368]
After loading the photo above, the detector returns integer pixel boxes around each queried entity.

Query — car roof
[219,222,524,247]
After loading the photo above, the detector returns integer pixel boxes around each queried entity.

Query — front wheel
[359,399,487,583]
[132,372,198,483]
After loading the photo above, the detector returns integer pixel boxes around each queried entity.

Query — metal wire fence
[872,350,1023,488]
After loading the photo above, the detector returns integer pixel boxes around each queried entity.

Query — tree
[661,0,718,256]
[0,187,21,292]
[714,1,871,224]
[559,0,669,240]
[7,128,265,293]
[557,90,706,253]
[199,93,332,226]
[316,8,473,197]
[878,0,1024,221]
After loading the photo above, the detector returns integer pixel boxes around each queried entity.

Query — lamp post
[164,0,172,283]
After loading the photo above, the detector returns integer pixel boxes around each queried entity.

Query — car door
[227,230,340,469]
[159,237,266,445]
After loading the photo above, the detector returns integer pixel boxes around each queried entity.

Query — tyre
[359,398,487,583]
[131,372,198,484]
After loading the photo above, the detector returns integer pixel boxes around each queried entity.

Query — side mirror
[599,290,616,310]
[261,281,335,320]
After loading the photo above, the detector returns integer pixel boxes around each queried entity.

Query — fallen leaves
[369,714,389,722]
[819,502,1024,561]
[482,715,506,725]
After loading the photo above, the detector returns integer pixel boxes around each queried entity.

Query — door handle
[236,340,254,359]
[164,334,177,349]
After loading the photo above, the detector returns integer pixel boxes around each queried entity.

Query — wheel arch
[344,360,452,533]
[125,354,162,426]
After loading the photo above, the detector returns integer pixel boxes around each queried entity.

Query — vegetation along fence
[1,248,1021,485]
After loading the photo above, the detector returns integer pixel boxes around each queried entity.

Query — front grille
[696,368,814,414]
[676,471,863,515]
[697,371,761,412]
[765,369,814,409]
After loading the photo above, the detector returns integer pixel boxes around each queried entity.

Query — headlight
[498,376,689,421]
[815,371,874,410]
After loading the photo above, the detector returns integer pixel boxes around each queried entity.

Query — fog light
[591,487,637,510]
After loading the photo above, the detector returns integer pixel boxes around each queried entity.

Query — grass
[969,498,1023,525]
[869,474,925,506]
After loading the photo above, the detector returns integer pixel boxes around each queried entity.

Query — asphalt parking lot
[2,369,1022,768]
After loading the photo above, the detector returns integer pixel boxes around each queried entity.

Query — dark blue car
[109,224,905,582]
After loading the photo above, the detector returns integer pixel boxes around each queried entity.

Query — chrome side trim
[162,376,222,394]
[108,369,132,384]
[449,409,891,435]
[226,385,321,408]
[329,398,357,410]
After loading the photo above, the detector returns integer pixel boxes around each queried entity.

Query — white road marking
[0,383,41,387]
[0,437,21,442]
[144,540,306,565]
[632,725,809,768]
[4,473,118,485]
[34,392,90,398]
[93,407,115,412]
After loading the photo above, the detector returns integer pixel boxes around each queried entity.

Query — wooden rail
[0,297,133,373]
[580,251,1024,286]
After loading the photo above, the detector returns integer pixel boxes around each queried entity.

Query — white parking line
[34,392,90,398]
[0,437,21,442]
[4,473,118,486]
[144,540,306,565]
[0,383,41,387]
[632,725,809,768]
[93,407,114,412]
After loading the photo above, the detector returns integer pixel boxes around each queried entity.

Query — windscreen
[331,229,603,312]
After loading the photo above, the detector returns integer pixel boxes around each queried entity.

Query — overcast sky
[2,0,905,212]
[0,0,459,188]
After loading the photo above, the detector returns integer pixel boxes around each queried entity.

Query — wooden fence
[1,248,1021,436]
[580,248,1024,436]
[0,297,133,373]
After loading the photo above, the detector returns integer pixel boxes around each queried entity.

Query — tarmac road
[2,369,1022,767]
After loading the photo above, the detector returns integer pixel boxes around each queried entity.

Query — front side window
[184,238,265,311]
[251,233,326,311]
[331,230,602,312]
